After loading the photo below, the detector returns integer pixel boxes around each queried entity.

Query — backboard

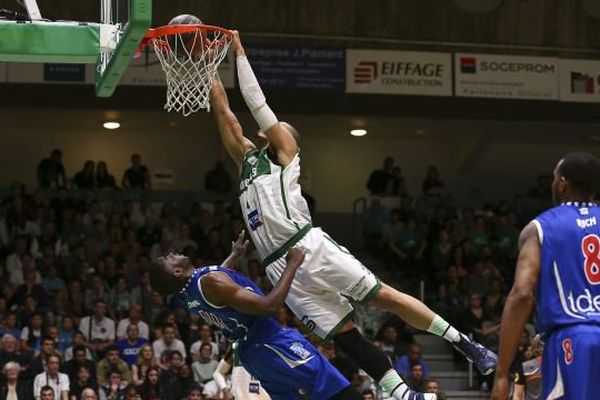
[0,0,151,97]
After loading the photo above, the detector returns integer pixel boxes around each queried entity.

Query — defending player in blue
[491,152,600,400]
[149,231,364,400]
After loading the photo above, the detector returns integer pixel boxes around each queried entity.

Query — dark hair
[200,343,213,352]
[148,264,184,296]
[41,385,55,394]
[106,344,119,354]
[162,323,177,332]
[107,367,122,379]
[362,389,375,396]
[558,152,600,195]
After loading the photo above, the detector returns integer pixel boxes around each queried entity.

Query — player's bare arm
[221,230,250,269]
[232,31,297,166]
[491,222,541,400]
[201,247,305,316]
[210,76,256,170]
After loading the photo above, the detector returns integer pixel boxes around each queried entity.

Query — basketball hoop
[142,24,233,116]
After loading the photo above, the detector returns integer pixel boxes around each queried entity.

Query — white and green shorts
[264,227,381,340]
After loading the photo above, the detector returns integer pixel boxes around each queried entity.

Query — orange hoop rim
[144,24,234,39]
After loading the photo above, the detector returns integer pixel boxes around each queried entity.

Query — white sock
[379,370,410,400]
[427,314,460,342]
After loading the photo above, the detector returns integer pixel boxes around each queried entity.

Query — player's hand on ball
[286,247,306,268]
[231,229,249,257]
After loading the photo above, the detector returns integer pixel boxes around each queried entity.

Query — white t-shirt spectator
[190,340,219,360]
[116,318,149,340]
[33,371,70,400]
[9,269,42,286]
[20,326,42,343]
[152,338,186,362]
[78,316,115,342]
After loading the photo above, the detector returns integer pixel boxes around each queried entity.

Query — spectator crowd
[0,149,549,400]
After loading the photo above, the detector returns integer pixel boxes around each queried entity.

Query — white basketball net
[149,27,232,116]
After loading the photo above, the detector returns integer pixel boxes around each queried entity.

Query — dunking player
[150,231,364,400]
[491,152,600,400]
[208,29,496,400]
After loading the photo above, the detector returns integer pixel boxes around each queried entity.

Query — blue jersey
[176,265,349,400]
[177,266,279,342]
[534,202,600,335]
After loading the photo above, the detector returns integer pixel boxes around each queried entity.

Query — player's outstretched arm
[201,247,305,316]
[210,76,256,170]
[221,230,250,269]
[232,32,297,166]
[491,222,540,400]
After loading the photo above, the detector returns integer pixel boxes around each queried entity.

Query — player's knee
[369,284,404,311]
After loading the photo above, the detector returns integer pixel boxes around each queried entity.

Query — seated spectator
[39,386,56,400]
[204,160,232,194]
[30,336,60,377]
[84,276,110,311]
[13,270,48,309]
[37,149,67,189]
[406,363,426,392]
[425,379,446,400]
[136,367,162,400]
[64,346,95,383]
[73,161,96,190]
[79,300,115,359]
[42,265,66,293]
[116,324,147,367]
[186,387,203,400]
[0,333,29,372]
[131,344,155,386]
[1,361,32,400]
[109,278,135,319]
[190,324,218,361]
[122,154,150,190]
[20,312,45,355]
[159,350,185,397]
[376,325,401,363]
[57,316,76,355]
[5,236,28,278]
[64,331,94,362]
[69,365,98,400]
[0,312,22,339]
[394,342,430,380]
[116,304,149,341]
[362,389,375,400]
[98,369,128,400]
[33,354,69,400]
[363,198,389,254]
[96,346,131,387]
[366,157,394,196]
[80,387,99,400]
[177,363,197,399]
[96,161,117,189]
[191,343,218,385]
[153,324,186,369]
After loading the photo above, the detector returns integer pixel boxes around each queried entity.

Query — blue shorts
[542,325,600,399]
[238,327,349,400]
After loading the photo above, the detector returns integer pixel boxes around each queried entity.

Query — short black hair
[558,152,600,195]
[41,385,55,394]
[148,264,183,296]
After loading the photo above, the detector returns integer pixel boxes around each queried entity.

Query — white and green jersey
[239,148,312,265]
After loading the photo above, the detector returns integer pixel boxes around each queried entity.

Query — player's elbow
[508,288,535,306]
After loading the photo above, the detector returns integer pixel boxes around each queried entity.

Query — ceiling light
[103,121,121,130]
[350,129,367,137]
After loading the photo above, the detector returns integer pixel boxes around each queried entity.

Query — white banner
[346,49,452,96]
[559,59,600,103]
[120,48,235,88]
[455,53,558,100]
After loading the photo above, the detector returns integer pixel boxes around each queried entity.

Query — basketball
[167,14,205,57]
